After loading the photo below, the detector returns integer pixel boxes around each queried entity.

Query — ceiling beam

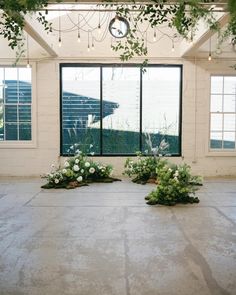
[24,17,58,58]
[181,13,230,57]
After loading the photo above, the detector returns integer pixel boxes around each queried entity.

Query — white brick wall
[0,58,235,177]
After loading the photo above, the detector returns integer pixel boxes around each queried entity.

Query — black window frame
[60,63,182,157]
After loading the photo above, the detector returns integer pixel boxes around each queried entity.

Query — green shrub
[145,163,202,205]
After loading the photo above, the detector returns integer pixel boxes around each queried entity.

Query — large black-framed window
[60,64,182,156]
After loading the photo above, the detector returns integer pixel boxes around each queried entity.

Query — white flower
[54,178,59,184]
[90,152,95,156]
[77,176,83,182]
[89,167,95,174]
[98,166,102,170]
[62,169,67,174]
[174,176,179,182]
[64,161,70,168]
[90,144,93,148]
[75,159,79,164]
[174,170,179,177]
[85,162,90,167]
[168,168,172,172]
[73,165,80,172]
[75,149,81,155]
[80,169,84,174]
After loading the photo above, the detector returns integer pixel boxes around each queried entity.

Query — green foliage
[0,0,51,53]
[145,163,202,206]
[124,152,167,184]
[41,151,118,189]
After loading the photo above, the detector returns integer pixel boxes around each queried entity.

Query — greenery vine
[0,0,235,65]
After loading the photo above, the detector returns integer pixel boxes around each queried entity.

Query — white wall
[0,57,236,177]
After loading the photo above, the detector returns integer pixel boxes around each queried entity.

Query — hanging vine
[0,0,235,64]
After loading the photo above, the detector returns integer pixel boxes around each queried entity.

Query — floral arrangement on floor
[123,138,169,184]
[124,152,167,184]
[41,152,120,189]
[145,163,202,206]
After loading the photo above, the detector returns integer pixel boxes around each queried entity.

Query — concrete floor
[0,178,235,295]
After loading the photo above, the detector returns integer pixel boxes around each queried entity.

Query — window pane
[211,114,222,131]
[19,68,32,103]
[61,67,100,155]
[224,77,236,94]
[5,105,17,122]
[5,80,18,104]
[5,123,17,140]
[210,132,222,149]
[0,68,3,101]
[102,67,140,154]
[142,67,180,155]
[223,95,236,113]
[211,76,223,94]
[223,132,235,149]
[0,101,3,140]
[211,95,222,112]
[19,105,31,122]
[19,123,31,140]
[224,114,235,131]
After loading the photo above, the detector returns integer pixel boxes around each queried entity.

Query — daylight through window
[61,64,182,156]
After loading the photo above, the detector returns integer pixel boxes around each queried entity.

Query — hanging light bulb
[153,31,157,42]
[208,37,212,61]
[87,31,90,52]
[171,40,175,52]
[98,23,101,34]
[98,6,101,34]
[77,14,81,43]
[26,34,31,68]
[58,36,62,47]
[58,14,62,47]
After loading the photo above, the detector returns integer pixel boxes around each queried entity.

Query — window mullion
[139,67,142,152]
[100,66,103,156]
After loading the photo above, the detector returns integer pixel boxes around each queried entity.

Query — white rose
[85,162,90,167]
[89,167,95,174]
[64,161,70,168]
[75,159,79,164]
[77,176,83,182]
[54,178,59,184]
[62,169,67,174]
[80,169,84,174]
[73,165,80,172]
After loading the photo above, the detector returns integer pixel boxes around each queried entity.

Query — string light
[26,34,30,68]
[153,30,157,42]
[98,6,101,34]
[87,31,90,52]
[208,37,212,61]
[58,14,62,47]
[77,14,81,43]
[92,38,95,50]
[171,40,175,52]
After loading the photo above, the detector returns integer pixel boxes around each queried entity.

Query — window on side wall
[210,76,236,151]
[0,67,32,143]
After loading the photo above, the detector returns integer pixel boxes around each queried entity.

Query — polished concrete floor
[0,177,235,295]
